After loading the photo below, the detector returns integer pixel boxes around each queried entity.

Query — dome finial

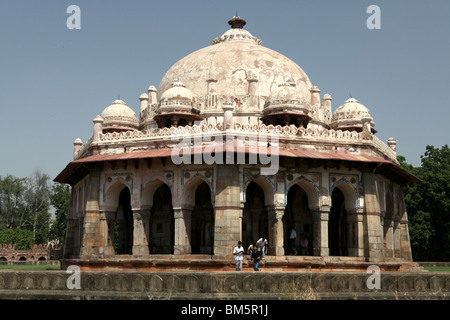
[228,14,246,29]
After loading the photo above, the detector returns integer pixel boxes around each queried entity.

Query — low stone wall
[0,270,448,300]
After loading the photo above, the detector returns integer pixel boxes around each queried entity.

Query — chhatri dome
[100,99,139,132]
[55,15,419,273]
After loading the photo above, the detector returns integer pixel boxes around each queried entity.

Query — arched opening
[19,256,27,261]
[114,187,133,254]
[38,256,46,261]
[191,181,214,254]
[0,257,6,261]
[242,181,269,249]
[329,188,348,256]
[150,184,174,254]
[283,184,314,255]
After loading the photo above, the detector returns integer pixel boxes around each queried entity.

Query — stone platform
[61,255,425,272]
[0,270,448,300]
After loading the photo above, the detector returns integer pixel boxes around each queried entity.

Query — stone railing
[372,135,398,163]
[93,122,396,163]
[74,135,93,160]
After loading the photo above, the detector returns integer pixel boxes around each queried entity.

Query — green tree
[398,144,450,261]
[0,229,33,250]
[49,183,71,245]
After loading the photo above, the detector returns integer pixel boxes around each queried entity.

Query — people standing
[256,238,268,261]
[301,236,309,255]
[289,227,298,255]
[252,243,262,271]
[233,241,244,271]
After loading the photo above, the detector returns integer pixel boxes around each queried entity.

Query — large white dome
[157,16,312,110]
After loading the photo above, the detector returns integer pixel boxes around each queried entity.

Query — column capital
[174,208,192,220]
[132,209,150,220]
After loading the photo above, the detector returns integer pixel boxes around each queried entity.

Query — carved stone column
[362,172,385,262]
[383,217,394,258]
[312,208,330,257]
[266,206,285,256]
[347,210,364,257]
[173,208,192,255]
[98,211,116,256]
[132,209,150,256]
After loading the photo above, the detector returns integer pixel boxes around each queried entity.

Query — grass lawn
[422,266,450,272]
[0,264,61,271]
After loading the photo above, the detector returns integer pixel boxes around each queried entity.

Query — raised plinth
[60,255,423,272]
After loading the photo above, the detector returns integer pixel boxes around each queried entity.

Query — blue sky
[0,0,449,180]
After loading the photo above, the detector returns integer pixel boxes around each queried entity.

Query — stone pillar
[310,86,321,105]
[383,217,394,258]
[247,77,259,108]
[362,172,385,262]
[266,206,285,256]
[214,164,241,257]
[73,138,83,160]
[393,218,401,258]
[139,93,149,114]
[92,115,104,142]
[174,208,193,255]
[347,210,365,257]
[222,104,234,130]
[312,208,330,256]
[98,211,116,256]
[132,209,150,256]
[80,164,102,259]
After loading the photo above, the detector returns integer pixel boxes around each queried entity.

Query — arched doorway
[283,184,314,255]
[329,188,348,256]
[114,187,133,254]
[191,181,214,254]
[150,184,174,254]
[242,181,269,249]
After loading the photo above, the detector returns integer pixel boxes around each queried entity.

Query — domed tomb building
[55,16,419,271]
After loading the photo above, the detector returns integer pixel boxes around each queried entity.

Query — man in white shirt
[233,241,244,271]
[256,238,268,261]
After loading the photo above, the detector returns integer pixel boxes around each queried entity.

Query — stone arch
[19,256,26,261]
[0,257,6,261]
[329,186,349,256]
[114,186,134,254]
[103,178,132,211]
[38,256,46,261]
[330,179,358,212]
[283,183,315,255]
[243,175,275,206]
[287,176,320,210]
[141,178,169,209]
[186,178,215,254]
[182,175,214,209]
[149,183,174,254]
[242,181,270,247]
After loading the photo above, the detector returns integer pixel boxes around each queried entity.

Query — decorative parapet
[372,135,398,163]
[74,135,93,160]
[93,122,397,163]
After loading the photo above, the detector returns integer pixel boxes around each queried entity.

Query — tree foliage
[399,144,450,261]
[49,183,71,245]
[0,170,55,247]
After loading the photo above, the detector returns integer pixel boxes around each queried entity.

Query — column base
[174,245,191,255]
[132,245,150,256]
